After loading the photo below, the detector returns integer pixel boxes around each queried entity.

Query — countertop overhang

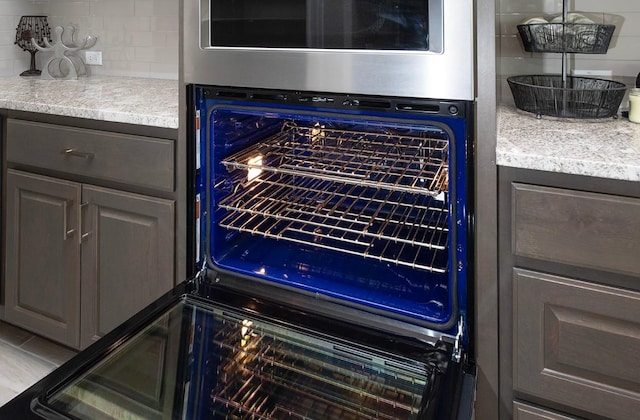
[497,105,640,182]
[0,76,178,129]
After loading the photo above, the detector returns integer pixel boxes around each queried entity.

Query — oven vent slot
[396,103,441,114]
[347,99,392,110]
[213,90,247,99]
[251,92,288,102]
[219,123,450,273]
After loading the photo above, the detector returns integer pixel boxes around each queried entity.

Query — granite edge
[497,106,640,182]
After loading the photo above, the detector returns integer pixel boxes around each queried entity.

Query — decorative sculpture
[32,25,97,80]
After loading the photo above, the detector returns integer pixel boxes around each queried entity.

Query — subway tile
[149,61,178,79]
[43,1,90,17]
[103,16,151,32]
[0,1,42,16]
[610,12,640,37]
[1,0,177,79]
[0,16,14,30]
[150,16,177,32]
[0,59,13,76]
[103,45,136,61]
[135,0,154,17]
[90,0,135,17]
[129,30,154,47]
[0,30,16,46]
[500,0,563,15]
[153,0,179,17]
[575,0,640,13]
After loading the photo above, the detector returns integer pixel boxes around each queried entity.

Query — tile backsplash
[498,0,640,103]
[0,0,178,79]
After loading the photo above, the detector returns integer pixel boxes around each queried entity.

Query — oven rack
[210,321,426,419]
[211,372,416,419]
[222,123,449,197]
[218,171,449,273]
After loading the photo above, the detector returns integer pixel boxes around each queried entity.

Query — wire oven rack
[209,317,428,419]
[220,123,450,273]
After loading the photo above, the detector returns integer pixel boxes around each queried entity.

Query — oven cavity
[204,103,459,325]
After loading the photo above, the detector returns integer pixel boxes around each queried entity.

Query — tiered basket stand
[508,1,626,119]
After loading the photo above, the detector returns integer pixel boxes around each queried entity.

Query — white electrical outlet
[85,51,102,66]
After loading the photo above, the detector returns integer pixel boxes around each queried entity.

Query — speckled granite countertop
[497,105,640,182]
[0,76,178,129]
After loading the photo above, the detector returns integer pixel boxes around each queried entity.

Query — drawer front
[513,269,640,419]
[513,402,577,420]
[511,183,640,277]
[6,119,174,192]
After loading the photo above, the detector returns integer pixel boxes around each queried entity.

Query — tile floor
[0,321,77,407]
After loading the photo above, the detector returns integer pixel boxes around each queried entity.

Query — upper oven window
[209,0,432,50]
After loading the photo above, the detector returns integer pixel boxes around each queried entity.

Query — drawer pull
[62,148,95,160]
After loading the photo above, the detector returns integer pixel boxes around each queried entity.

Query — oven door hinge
[192,261,209,294]
[452,315,465,363]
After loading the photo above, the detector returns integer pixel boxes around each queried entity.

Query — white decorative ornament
[32,25,97,80]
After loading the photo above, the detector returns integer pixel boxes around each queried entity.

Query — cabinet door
[4,169,81,348]
[80,185,174,349]
[513,269,640,419]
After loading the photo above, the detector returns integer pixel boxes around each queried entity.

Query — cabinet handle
[63,200,75,240]
[79,202,91,244]
[62,148,95,160]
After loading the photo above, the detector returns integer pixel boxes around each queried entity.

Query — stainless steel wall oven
[0,1,476,418]
[180,81,476,418]
[184,0,474,100]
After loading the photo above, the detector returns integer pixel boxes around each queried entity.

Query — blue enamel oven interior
[196,89,469,332]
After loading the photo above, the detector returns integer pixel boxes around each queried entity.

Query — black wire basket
[507,75,627,119]
[517,23,615,54]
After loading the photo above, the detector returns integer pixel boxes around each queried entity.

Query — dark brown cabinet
[499,167,640,420]
[3,118,176,350]
[4,170,81,347]
[80,185,174,349]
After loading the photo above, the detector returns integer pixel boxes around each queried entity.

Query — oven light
[311,123,326,143]
[247,155,263,182]
[241,319,253,337]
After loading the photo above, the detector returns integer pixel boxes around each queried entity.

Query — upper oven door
[183,0,474,100]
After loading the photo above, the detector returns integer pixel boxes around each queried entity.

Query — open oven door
[0,278,475,419]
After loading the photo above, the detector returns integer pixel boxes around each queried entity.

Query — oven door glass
[209,0,434,50]
[33,294,453,419]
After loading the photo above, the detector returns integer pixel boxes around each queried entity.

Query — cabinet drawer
[513,269,640,419]
[513,402,576,420]
[511,183,640,277]
[6,119,174,192]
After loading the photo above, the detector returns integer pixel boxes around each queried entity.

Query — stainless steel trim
[184,0,474,100]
